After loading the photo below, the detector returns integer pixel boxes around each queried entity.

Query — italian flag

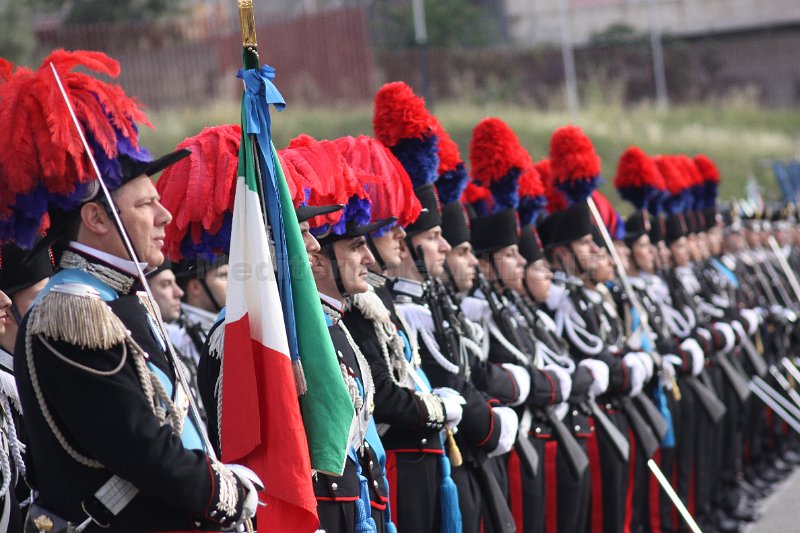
[221,108,317,531]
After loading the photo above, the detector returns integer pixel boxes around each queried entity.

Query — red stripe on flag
[223,315,318,533]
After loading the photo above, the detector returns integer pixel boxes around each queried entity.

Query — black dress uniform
[344,284,447,533]
[16,247,250,532]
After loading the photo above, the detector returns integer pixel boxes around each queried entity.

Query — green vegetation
[141,98,800,211]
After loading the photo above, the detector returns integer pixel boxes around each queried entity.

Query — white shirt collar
[69,241,149,277]
[318,291,344,313]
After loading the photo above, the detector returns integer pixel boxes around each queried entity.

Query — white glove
[226,464,263,526]
[578,358,610,398]
[679,337,704,376]
[628,351,654,381]
[739,308,761,335]
[553,402,569,421]
[543,364,572,403]
[461,296,491,323]
[487,406,519,457]
[623,353,647,397]
[501,363,531,406]
[712,322,735,354]
[433,387,465,429]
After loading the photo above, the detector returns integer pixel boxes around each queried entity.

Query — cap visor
[296,204,344,223]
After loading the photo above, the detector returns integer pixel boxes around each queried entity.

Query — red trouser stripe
[385,450,399,531]
[545,440,559,533]
[624,429,636,533]
[649,449,662,533]
[688,464,696,517]
[587,420,604,533]
[508,449,524,532]
[671,453,679,530]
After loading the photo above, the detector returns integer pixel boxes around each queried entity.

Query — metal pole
[411,0,432,105]
[557,0,580,120]
[645,0,668,111]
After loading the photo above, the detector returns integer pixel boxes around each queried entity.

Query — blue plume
[330,195,372,236]
[391,134,440,189]
[179,211,233,261]
[558,174,604,205]
[436,162,470,205]
[490,168,522,213]
[518,194,547,227]
[0,186,49,250]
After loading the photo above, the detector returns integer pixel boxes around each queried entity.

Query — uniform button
[572,409,579,416]
[331,482,339,491]
[364,442,370,449]
[370,460,374,467]
[421,438,428,445]
[574,425,581,432]
[373,480,379,488]
[605,403,612,410]
[535,427,541,434]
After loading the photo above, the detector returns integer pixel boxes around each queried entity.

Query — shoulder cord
[487,318,529,365]
[555,295,604,356]
[27,328,184,469]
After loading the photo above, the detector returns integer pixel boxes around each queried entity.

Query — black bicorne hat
[471,208,519,255]
[518,225,544,265]
[173,254,230,281]
[318,217,396,243]
[0,242,55,295]
[441,201,471,248]
[405,183,442,237]
[537,201,594,250]
[703,206,719,231]
[649,214,665,244]
[296,204,344,224]
[664,213,689,245]
[624,210,652,246]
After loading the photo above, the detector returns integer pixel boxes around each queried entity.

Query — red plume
[537,158,568,214]
[373,82,434,147]
[468,117,528,187]
[0,58,15,83]
[693,154,720,184]
[653,155,688,195]
[675,154,703,188]
[0,50,151,200]
[549,125,602,196]
[431,117,462,175]
[157,124,241,261]
[277,152,306,209]
[519,164,544,199]
[614,146,665,191]
[333,135,421,227]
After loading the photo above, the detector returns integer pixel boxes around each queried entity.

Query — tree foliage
[37,0,186,25]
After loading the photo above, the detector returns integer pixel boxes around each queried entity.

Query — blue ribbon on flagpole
[238,65,302,362]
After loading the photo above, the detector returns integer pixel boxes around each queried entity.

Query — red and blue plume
[537,158,568,214]
[0,50,152,249]
[281,136,371,237]
[431,117,470,204]
[334,134,422,236]
[549,125,603,204]
[373,82,439,189]
[673,154,704,210]
[693,154,720,209]
[461,181,493,218]
[469,117,529,213]
[157,124,241,262]
[654,155,690,215]
[614,145,667,214]
[518,162,547,226]
[591,190,625,240]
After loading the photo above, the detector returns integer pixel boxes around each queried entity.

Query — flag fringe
[294,359,308,396]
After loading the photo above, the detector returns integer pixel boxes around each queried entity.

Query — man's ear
[79,202,111,237]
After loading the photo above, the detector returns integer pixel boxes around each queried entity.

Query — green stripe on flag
[272,143,353,475]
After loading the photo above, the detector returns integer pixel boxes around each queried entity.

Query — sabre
[768,235,800,305]
[749,380,800,434]
[48,63,217,459]
[647,459,703,533]
[752,375,800,422]
[586,198,679,398]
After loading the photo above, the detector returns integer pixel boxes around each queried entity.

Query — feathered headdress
[157,125,241,262]
[282,135,370,237]
[549,125,603,204]
[0,50,154,249]
[537,158,568,214]
[518,163,546,226]
[693,154,720,209]
[672,154,704,210]
[431,117,470,205]
[653,155,690,215]
[591,190,624,241]
[333,134,421,236]
[461,181,493,218]
[373,82,439,188]
[614,146,667,213]
[469,117,530,213]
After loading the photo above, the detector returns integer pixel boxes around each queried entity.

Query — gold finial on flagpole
[238,0,258,49]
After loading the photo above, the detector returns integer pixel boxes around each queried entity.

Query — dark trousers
[385,451,442,533]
